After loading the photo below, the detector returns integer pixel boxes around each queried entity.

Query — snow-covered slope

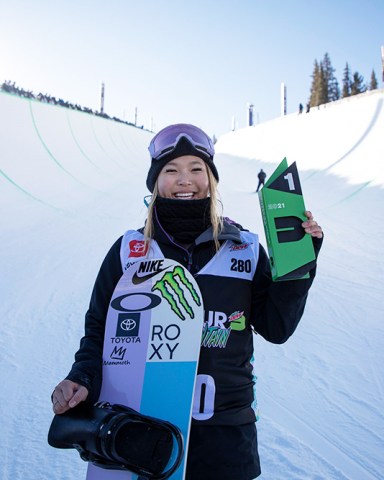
[1,89,383,480]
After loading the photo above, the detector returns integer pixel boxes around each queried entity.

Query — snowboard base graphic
[86,258,204,480]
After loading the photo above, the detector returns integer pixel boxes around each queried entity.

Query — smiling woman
[51,123,323,480]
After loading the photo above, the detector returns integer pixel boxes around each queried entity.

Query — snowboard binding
[48,401,184,480]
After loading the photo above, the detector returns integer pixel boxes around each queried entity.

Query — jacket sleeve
[250,236,323,344]
[65,237,123,403]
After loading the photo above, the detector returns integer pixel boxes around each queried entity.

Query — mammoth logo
[152,266,201,321]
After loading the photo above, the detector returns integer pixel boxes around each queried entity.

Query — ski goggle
[148,123,215,161]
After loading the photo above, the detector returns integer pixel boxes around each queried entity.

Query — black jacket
[67,217,322,424]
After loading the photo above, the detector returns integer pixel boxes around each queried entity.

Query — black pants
[186,423,261,480]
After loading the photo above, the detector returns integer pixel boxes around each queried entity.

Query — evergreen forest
[307,52,379,109]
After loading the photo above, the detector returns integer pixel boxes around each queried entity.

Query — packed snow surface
[1,89,383,479]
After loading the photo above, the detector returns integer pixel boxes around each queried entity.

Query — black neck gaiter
[155,197,212,244]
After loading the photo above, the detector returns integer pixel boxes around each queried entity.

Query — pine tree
[350,71,366,95]
[368,69,378,90]
[308,60,320,107]
[342,63,351,98]
[322,53,340,101]
[317,63,328,105]
[308,60,327,107]
[308,54,340,107]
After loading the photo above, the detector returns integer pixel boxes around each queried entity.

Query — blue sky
[1,0,383,137]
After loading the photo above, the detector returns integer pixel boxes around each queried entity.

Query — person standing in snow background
[51,123,323,479]
[256,169,267,192]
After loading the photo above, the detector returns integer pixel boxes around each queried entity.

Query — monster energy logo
[152,266,201,320]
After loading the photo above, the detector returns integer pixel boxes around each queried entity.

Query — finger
[52,387,66,408]
[304,210,313,220]
[52,398,70,414]
[302,211,316,226]
[303,223,318,233]
[303,220,317,230]
[52,381,76,410]
[68,386,89,408]
[305,224,323,238]
[52,386,65,406]
[302,217,320,231]
[60,381,78,403]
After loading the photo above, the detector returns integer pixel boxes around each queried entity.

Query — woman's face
[157,155,210,200]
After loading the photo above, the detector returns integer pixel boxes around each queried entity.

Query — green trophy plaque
[258,158,315,281]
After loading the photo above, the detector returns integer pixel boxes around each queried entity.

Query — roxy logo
[149,324,181,360]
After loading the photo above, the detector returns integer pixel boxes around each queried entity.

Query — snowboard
[86,258,204,480]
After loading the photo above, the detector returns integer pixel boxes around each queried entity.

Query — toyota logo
[120,319,137,331]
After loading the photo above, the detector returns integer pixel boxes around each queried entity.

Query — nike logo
[132,267,170,285]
